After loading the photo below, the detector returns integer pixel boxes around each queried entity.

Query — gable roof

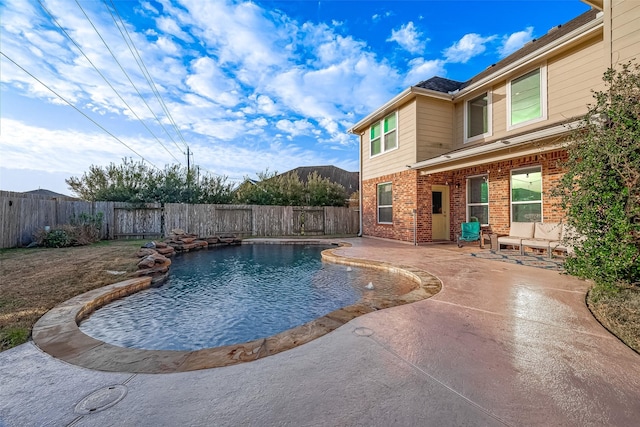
[278,166,359,192]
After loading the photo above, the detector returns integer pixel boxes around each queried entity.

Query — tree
[305,171,348,206]
[233,169,348,207]
[66,159,234,204]
[554,61,640,288]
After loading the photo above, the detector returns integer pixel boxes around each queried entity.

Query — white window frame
[463,91,492,143]
[466,174,489,225]
[377,182,393,224]
[507,65,547,131]
[369,112,398,158]
[510,166,543,223]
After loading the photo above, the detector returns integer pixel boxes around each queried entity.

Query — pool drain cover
[75,384,128,415]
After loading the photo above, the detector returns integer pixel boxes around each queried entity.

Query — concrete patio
[1,237,639,426]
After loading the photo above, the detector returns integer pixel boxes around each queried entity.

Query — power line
[58,0,184,165]
[99,0,189,158]
[105,0,190,159]
[0,51,161,171]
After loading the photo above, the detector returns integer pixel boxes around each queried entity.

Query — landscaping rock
[137,253,171,269]
[142,241,156,249]
[136,248,157,258]
[155,246,175,257]
[137,256,156,269]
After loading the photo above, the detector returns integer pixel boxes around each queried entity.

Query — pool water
[80,244,416,351]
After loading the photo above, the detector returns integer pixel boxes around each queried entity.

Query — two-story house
[348,0,639,244]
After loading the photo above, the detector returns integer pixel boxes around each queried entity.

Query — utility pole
[186,146,190,171]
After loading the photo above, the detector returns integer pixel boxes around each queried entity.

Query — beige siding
[483,82,508,141]
[415,97,454,162]
[453,102,464,147]
[362,99,417,180]
[611,0,640,64]
[548,35,605,121]
[462,33,605,144]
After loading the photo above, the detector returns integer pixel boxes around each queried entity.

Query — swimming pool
[80,244,417,351]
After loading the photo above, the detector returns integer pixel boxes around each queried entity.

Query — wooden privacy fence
[0,191,359,248]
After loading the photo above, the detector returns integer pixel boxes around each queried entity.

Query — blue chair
[457,222,481,248]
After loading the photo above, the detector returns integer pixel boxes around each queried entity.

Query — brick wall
[362,149,569,243]
[362,170,418,242]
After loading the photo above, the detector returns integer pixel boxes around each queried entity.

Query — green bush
[554,61,640,289]
[34,212,104,248]
[42,229,71,248]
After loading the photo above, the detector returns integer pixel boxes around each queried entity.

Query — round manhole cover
[353,327,374,337]
[75,384,128,415]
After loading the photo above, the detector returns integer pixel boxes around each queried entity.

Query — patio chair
[457,221,481,248]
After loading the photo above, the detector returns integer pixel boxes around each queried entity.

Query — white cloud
[185,57,240,107]
[155,16,194,43]
[256,95,279,115]
[499,27,534,58]
[443,33,497,64]
[372,11,392,23]
[1,0,400,181]
[387,22,426,54]
[0,118,175,174]
[403,58,446,86]
[276,119,313,139]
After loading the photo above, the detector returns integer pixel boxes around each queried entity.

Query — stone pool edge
[31,241,442,374]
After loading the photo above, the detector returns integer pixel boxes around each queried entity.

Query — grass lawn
[0,240,142,351]
[588,284,640,354]
[1,240,638,354]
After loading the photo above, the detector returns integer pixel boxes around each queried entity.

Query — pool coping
[31,241,442,373]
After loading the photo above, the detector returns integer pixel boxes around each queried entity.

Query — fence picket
[0,192,359,248]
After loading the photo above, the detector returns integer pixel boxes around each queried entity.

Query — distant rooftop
[279,166,359,192]
[24,189,74,198]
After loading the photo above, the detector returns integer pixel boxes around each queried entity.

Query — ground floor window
[511,166,542,222]
[377,182,393,223]
[467,175,489,224]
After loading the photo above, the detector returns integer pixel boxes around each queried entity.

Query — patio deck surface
[1,237,639,426]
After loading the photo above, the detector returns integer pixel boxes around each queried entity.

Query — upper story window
[507,66,547,129]
[464,92,491,142]
[370,112,397,157]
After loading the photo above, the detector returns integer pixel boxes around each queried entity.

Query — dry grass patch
[587,284,640,354]
[0,240,142,351]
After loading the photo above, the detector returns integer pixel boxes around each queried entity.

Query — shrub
[553,61,640,289]
[34,212,104,248]
[42,229,71,248]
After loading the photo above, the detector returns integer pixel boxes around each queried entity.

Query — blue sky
[0,0,591,195]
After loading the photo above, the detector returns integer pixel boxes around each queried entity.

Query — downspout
[358,132,363,237]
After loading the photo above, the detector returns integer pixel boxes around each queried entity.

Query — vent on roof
[547,24,562,34]
[523,38,537,47]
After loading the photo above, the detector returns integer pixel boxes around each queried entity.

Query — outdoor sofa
[498,222,577,258]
